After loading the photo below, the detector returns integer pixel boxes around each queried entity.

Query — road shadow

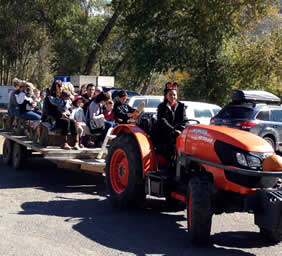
[0,156,261,255]
[19,197,256,256]
[0,157,105,196]
[212,231,277,248]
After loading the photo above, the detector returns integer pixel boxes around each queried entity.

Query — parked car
[211,90,282,152]
[183,101,221,125]
[128,96,221,125]
[127,95,164,112]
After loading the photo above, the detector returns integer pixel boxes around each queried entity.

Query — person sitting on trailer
[8,78,22,118]
[70,95,92,148]
[42,80,80,150]
[15,82,41,120]
[82,83,95,114]
[155,82,189,168]
[87,91,115,146]
[113,90,139,124]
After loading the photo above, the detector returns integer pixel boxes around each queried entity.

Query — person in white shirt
[15,82,41,120]
[70,95,92,148]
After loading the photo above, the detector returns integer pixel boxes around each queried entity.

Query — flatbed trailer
[0,128,112,174]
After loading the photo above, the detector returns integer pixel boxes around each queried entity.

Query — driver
[156,82,189,166]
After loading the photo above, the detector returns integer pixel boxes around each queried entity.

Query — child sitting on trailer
[70,95,92,148]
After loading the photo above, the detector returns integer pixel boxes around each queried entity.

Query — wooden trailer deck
[0,129,108,173]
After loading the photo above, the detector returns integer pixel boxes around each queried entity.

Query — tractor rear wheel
[259,228,282,243]
[187,175,213,246]
[105,133,145,208]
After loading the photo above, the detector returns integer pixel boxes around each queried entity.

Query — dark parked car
[211,90,282,152]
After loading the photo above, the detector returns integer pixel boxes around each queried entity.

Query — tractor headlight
[246,155,261,168]
[235,152,262,169]
[236,152,248,167]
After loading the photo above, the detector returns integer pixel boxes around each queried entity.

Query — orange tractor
[105,113,282,246]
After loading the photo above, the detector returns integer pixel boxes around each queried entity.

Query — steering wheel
[187,119,200,124]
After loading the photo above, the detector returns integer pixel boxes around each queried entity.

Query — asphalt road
[0,137,282,256]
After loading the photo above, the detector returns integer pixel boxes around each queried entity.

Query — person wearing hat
[70,95,93,148]
[94,85,103,96]
[155,82,189,168]
[113,89,139,124]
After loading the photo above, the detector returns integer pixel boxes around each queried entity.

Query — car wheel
[264,136,275,151]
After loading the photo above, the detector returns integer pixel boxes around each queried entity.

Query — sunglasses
[166,82,178,90]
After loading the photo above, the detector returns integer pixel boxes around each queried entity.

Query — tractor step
[145,170,174,197]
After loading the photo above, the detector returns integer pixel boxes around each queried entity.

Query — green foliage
[0,0,280,104]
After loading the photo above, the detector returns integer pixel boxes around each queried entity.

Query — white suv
[128,96,221,125]
[127,96,164,113]
[183,101,221,124]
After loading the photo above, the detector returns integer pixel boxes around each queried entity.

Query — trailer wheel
[105,133,145,208]
[2,139,13,165]
[259,228,282,243]
[12,143,27,169]
[187,175,213,246]
[39,124,49,147]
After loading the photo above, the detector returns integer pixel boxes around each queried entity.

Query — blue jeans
[20,111,41,120]
[102,120,115,140]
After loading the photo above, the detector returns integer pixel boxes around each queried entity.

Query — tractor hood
[177,124,274,163]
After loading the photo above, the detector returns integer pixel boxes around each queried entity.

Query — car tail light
[210,117,215,124]
[236,121,256,129]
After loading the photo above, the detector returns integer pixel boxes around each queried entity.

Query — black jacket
[113,98,136,124]
[157,101,189,134]
[41,96,62,122]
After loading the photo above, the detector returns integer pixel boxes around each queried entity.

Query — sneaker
[73,143,80,150]
[62,143,72,150]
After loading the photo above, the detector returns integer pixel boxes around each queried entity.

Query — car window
[147,99,162,108]
[256,110,270,121]
[194,109,213,118]
[213,107,221,115]
[271,110,282,122]
[132,99,146,108]
[216,106,254,119]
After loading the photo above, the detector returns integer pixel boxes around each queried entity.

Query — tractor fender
[112,124,158,177]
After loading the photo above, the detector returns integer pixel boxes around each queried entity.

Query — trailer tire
[12,143,27,169]
[39,124,49,147]
[105,133,145,208]
[2,139,13,165]
[259,228,282,243]
[187,175,213,246]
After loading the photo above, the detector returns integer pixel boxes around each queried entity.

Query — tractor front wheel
[187,175,213,246]
[105,134,145,208]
